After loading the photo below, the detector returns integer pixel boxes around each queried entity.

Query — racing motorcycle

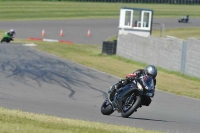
[1,32,15,43]
[101,75,154,118]
[178,15,189,23]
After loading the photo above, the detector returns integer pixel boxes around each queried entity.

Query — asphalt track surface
[0,18,200,133]
[0,18,200,45]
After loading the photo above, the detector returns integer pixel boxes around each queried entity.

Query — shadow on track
[111,115,179,123]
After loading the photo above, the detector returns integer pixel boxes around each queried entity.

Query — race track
[0,18,200,133]
[0,18,200,45]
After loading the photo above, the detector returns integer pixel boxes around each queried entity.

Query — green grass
[0,108,163,133]
[152,27,200,40]
[0,1,200,20]
[108,27,200,41]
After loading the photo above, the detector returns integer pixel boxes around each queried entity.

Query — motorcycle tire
[1,38,10,43]
[101,100,114,115]
[121,96,141,118]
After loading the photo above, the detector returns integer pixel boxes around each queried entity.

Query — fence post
[181,41,187,74]
[161,23,165,38]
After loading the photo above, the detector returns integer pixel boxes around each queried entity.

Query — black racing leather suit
[110,69,156,106]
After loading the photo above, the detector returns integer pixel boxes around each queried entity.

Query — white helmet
[10,29,15,34]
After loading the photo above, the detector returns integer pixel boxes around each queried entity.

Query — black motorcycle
[101,75,154,118]
[178,15,189,23]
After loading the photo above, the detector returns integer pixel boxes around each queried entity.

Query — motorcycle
[1,32,15,43]
[178,15,189,23]
[101,75,154,118]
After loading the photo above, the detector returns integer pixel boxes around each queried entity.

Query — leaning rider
[1,29,16,43]
[108,65,157,106]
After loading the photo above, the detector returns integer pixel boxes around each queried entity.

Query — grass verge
[0,1,200,20]
[108,27,200,41]
[152,27,200,40]
[0,108,163,133]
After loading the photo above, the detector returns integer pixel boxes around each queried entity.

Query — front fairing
[116,83,138,97]
[139,75,154,90]
[139,75,155,97]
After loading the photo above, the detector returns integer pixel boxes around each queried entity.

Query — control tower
[118,7,154,37]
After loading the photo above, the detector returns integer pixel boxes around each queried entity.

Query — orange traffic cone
[87,29,91,37]
[60,29,63,37]
[42,28,45,37]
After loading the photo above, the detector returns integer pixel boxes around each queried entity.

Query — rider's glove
[126,73,136,79]
[108,85,117,94]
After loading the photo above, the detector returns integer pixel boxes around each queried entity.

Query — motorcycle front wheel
[101,100,114,115]
[121,96,141,118]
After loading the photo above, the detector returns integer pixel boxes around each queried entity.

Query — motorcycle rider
[1,29,16,43]
[108,65,157,106]
[179,15,189,23]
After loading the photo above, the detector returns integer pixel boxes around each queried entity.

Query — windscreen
[141,75,154,90]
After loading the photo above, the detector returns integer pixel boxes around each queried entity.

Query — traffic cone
[42,28,45,37]
[60,29,63,37]
[87,29,91,37]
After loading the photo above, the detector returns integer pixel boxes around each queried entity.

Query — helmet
[145,65,157,79]
[9,29,15,34]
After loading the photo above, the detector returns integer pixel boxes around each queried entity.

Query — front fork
[107,93,119,111]
[108,92,129,112]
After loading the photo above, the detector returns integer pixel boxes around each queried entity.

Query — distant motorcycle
[1,32,15,43]
[101,75,154,118]
[178,15,189,23]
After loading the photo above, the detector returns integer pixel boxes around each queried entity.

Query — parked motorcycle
[101,75,154,118]
[1,32,15,43]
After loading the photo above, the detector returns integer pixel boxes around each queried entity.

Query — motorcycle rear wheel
[101,100,114,115]
[121,96,141,118]
[1,38,11,43]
